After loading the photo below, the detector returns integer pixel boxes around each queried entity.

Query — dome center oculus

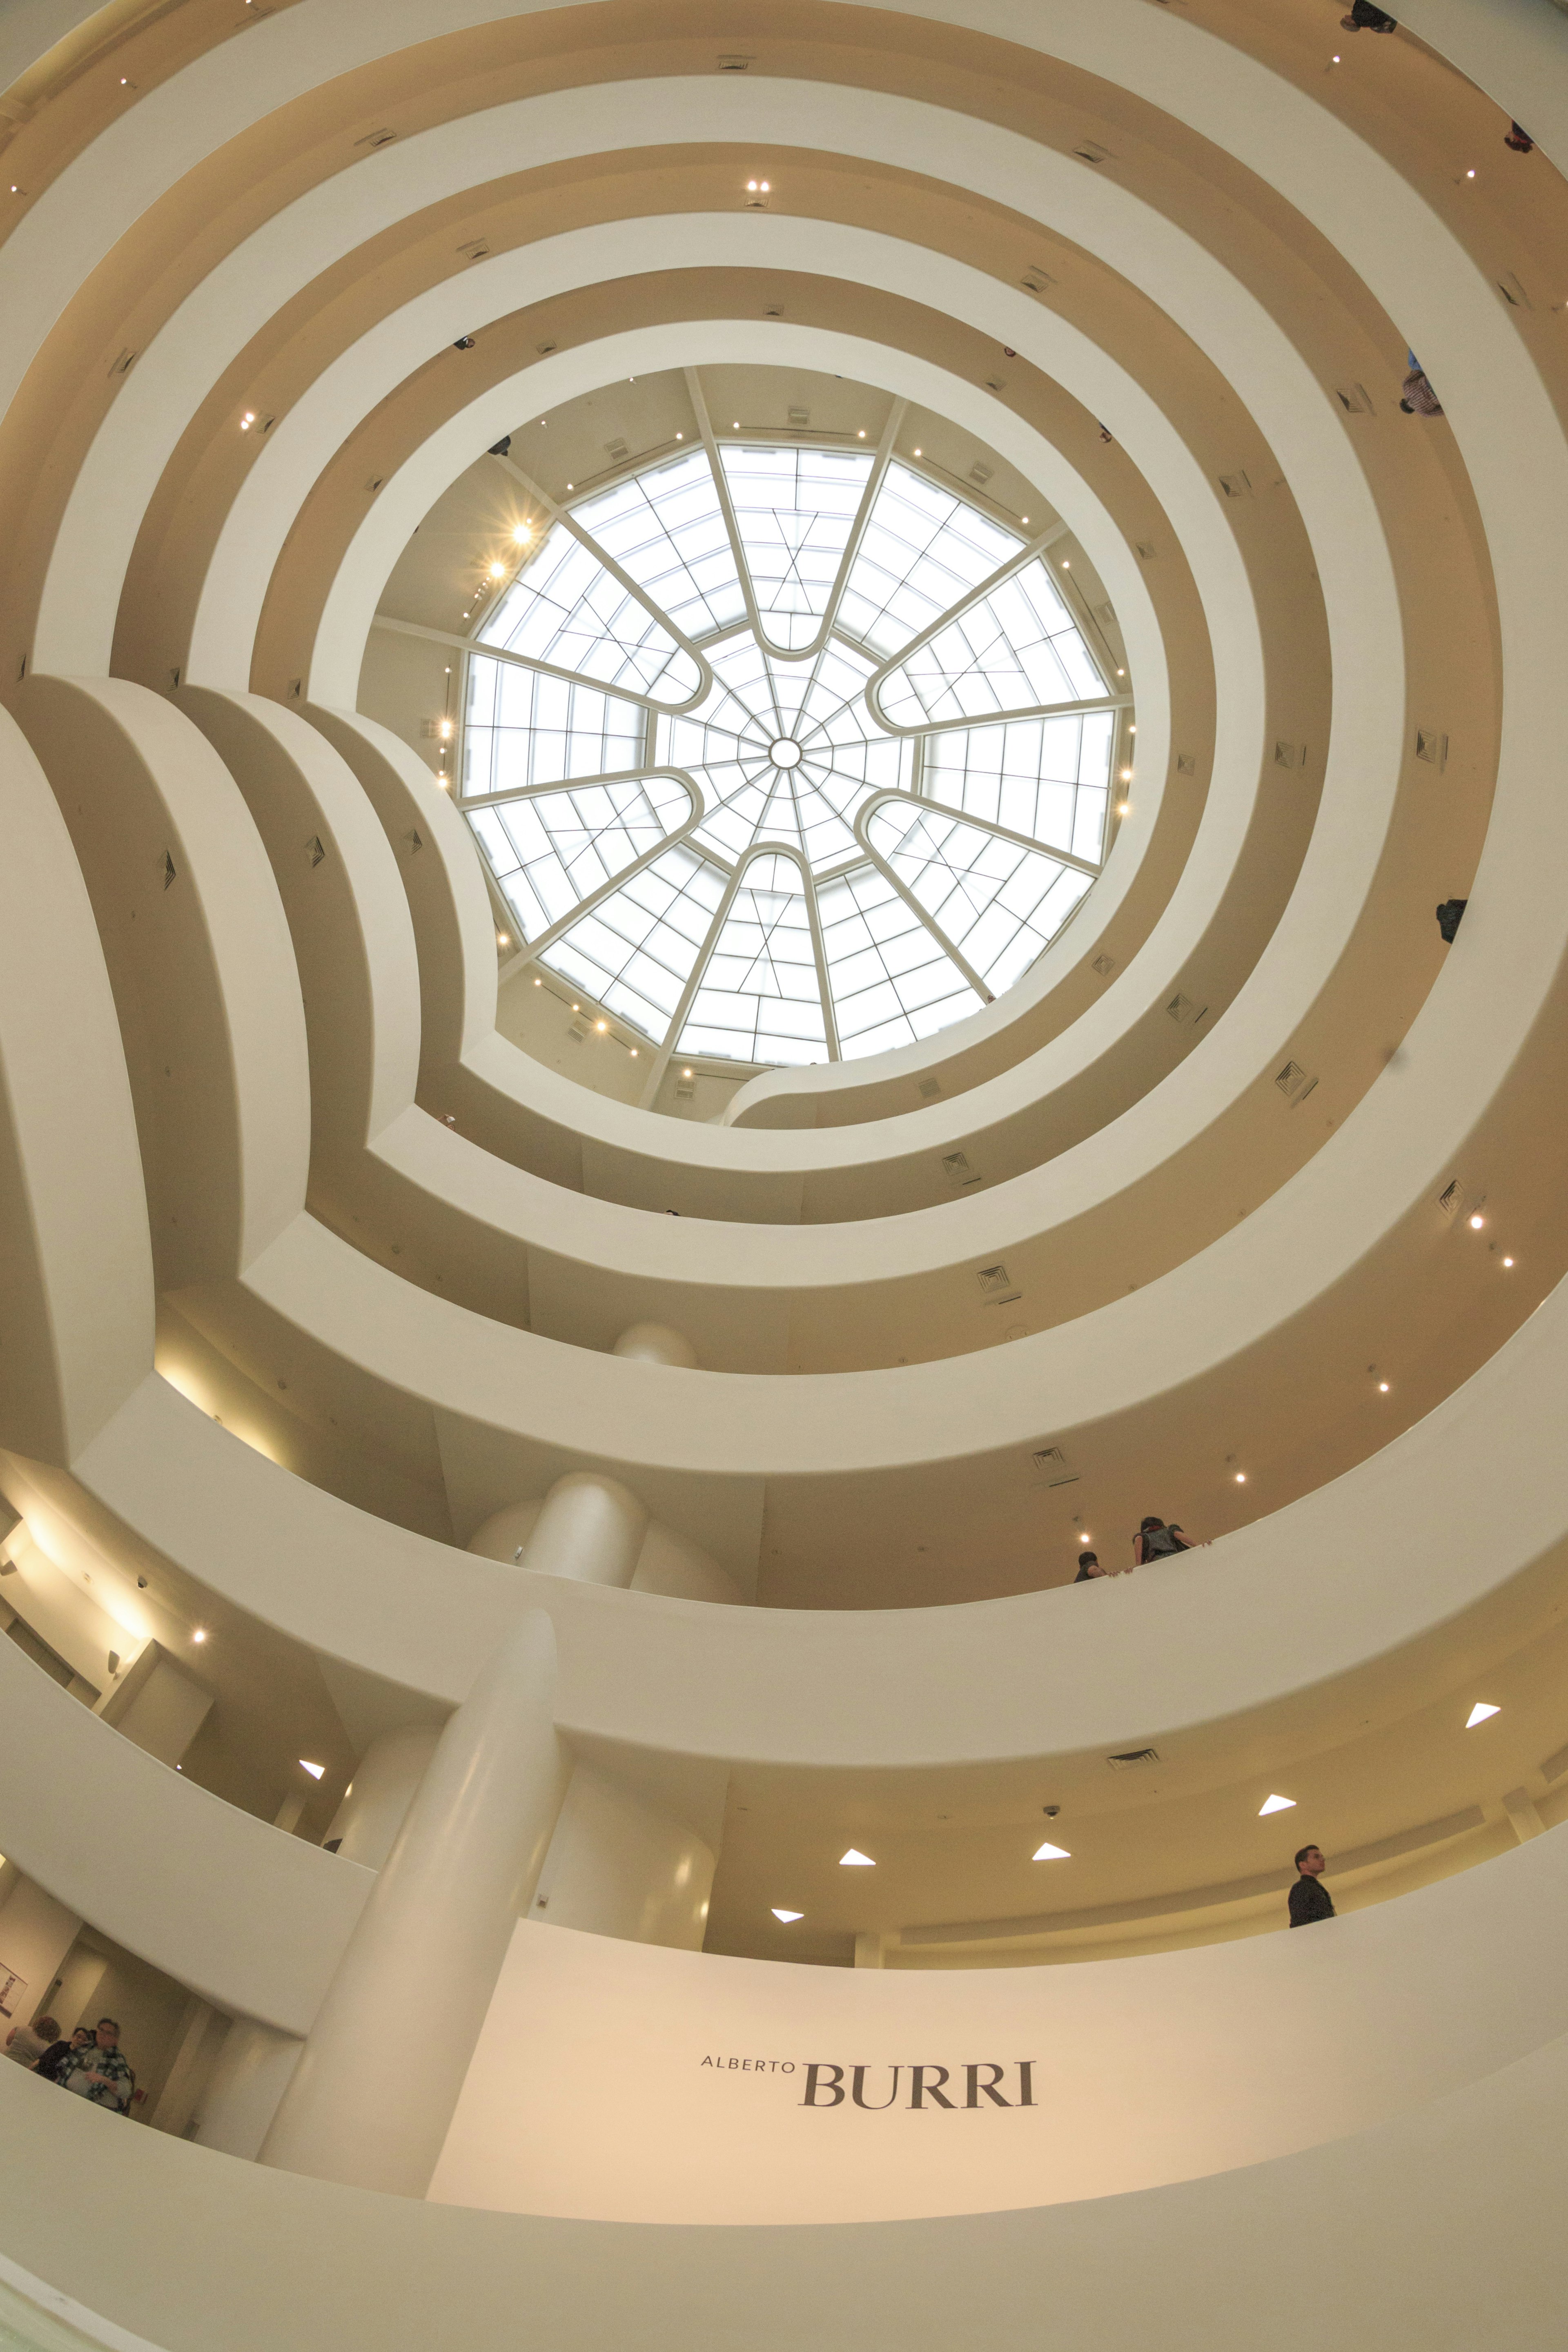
[768,736,803,769]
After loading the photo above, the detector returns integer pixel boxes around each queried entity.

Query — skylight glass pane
[866,802,1092,996]
[923,709,1114,861]
[877,558,1106,728]
[720,445,873,650]
[545,843,727,1039]
[468,774,694,943]
[572,450,746,642]
[463,655,645,795]
[657,636,910,869]
[816,862,980,1058]
[677,854,828,1065]
[836,463,1022,659]
[478,523,702,703]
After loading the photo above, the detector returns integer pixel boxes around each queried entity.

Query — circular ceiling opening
[458,409,1131,1071]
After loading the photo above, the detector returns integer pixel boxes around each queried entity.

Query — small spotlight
[760,180,770,192]
[1116,666,1126,676]
[595,1019,608,1032]
[1469,1213,1485,1230]
[497,932,510,947]
[839,1849,875,1866]
[533,976,542,986]
[630,1048,638,1056]
[1033,1841,1071,1862]
[1022,516,1029,524]
[1378,1381,1390,1392]
[1235,1472,1247,1483]
[488,561,505,579]
[858,429,866,438]
[1119,767,1133,781]
[913,446,922,456]
[772,1908,803,1922]
[512,523,531,543]
[299,1760,325,1780]
[683,1069,693,1078]
[1061,559,1071,569]
[1466,1702,1500,1728]
[1116,802,1129,816]
[1466,167,1476,179]
[747,180,757,191]
[1502,1256,1515,1267]
[566,482,573,490]
[192,1629,207,1643]
[439,719,452,738]
[676,432,683,440]
[1258,1793,1295,1816]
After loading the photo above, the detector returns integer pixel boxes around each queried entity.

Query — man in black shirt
[1288,1844,1336,1927]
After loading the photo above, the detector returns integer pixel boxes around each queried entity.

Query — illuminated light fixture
[630,1048,638,1057]
[1021,516,1029,524]
[1033,1841,1071,1862]
[572,1004,580,1013]
[533,976,542,986]
[747,180,758,191]
[1061,559,1071,569]
[192,1629,208,1644]
[595,1019,608,1032]
[858,429,866,438]
[760,181,770,192]
[675,432,683,440]
[733,421,740,428]
[1378,1381,1390,1392]
[913,446,922,455]
[771,1908,803,1923]
[488,561,505,579]
[566,482,573,490]
[1466,167,1476,178]
[438,719,452,738]
[512,523,531,544]
[683,1069,693,1078]
[1258,1793,1296,1816]
[1116,803,1130,817]
[299,1760,325,1780]
[1469,1213,1485,1229]
[1119,766,1134,781]
[1116,666,1126,676]
[1331,52,1341,62]
[1235,1472,1247,1483]
[1503,1256,1515,1267]
[839,1848,875,1866]
[497,932,510,947]
[1466,1702,1501,1728]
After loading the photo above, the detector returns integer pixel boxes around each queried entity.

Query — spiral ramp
[1,0,1568,2342]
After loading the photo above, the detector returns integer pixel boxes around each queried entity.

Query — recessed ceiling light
[1466,167,1476,178]
[1116,802,1129,816]
[497,932,510,946]
[488,561,505,579]
[839,1848,875,1866]
[595,1019,608,1031]
[771,1908,803,1922]
[533,976,541,986]
[512,523,531,542]
[1470,1213,1485,1229]
[1258,1793,1295,1815]
[1466,1702,1500,1728]
[1235,1472,1247,1483]
[747,180,758,191]
[1378,1381,1390,1392]
[299,1760,325,1779]
[1503,1256,1515,1267]
[1033,1840,1071,1861]
[913,446,922,456]
[192,1629,207,1643]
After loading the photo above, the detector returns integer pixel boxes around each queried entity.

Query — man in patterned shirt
[60,2019,134,2114]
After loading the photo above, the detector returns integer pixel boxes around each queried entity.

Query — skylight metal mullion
[854,786,1102,880]
[489,450,715,709]
[736,399,908,666]
[862,525,1133,735]
[637,854,753,1108]
[374,616,697,717]
[684,367,772,652]
[852,831,996,1007]
[801,864,842,1060]
[490,770,708,985]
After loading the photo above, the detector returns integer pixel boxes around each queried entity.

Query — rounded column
[323,1720,444,1869]
[612,1321,699,1368]
[515,1470,649,1587]
[258,1606,567,2196]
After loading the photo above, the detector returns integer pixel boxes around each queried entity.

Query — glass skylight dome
[460,434,1127,1080]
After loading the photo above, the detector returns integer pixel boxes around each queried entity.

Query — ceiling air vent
[717,53,753,69]
[1134,539,1156,560]
[675,1072,696,1100]
[788,406,811,428]
[353,127,397,150]
[1020,266,1055,295]
[1218,471,1252,499]
[942,1151,980,1188]
[969,461,994,487]
[1073,140,1113,165]
[1177,752,1196,776]
[604,438,629,463]
[1166,991,1207,1027]
[305,836,327,869]
[976,1263,1019,1301]
[1274,740,1308,770]
[1437,1179,1466,1221]
[568,1015,590,1043]
[1416,728,1449,770]
[1092,953,1116,978]
[917,1076,942,1100]
[161,851,177,891]
[1031,1446,1077,1488]
[1334,383,1376,415]
[1107,1748,1160,1772]
[457,238,491,263]
[1274,1059,1318,1105]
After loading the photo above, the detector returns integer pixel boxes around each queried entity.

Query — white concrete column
[529,1763,721,1951]
[324,1720,445,1869]
[516,1470,649,1587]
[612,1321,699,1368]
[194,2016,303,2160]
[257,1606,568,2196]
